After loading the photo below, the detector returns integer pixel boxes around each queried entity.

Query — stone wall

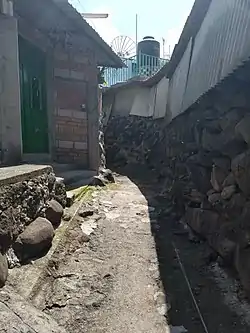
[105,69,250,297]
[0,167,66,255]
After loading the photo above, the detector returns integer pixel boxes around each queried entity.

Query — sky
[69,0,195,58]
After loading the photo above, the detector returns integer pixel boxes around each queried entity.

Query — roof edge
[166,0,212,78]
[51,0,125,68]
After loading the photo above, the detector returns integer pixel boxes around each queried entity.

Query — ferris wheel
[111,35,136,58]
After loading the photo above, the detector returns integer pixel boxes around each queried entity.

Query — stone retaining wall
[105,81,250,297]
[0,167,66,253]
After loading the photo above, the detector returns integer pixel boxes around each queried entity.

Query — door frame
[18,35,53,162]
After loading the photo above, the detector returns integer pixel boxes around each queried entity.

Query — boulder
[235,247,250,297]
[240,201,250,225]
[216,237,236,264]
[66,191,75,207]
[222,139,247,159]
[222,172,236,187]
[185,207,220,239]
[232,150,250,196]
[0,212,15,252]
[185,189,204,204]
[100,168,115,183]
[13,217,54,261]
[208,192,222,205]
[235,114,250,145]
[54,178,67,208]
[186,151,213,168]
[201,129,223,152]
[219,108,245,132]
[224,193,246,219]
[187,164,211,194]
[0,253,8,287]
[78,208,95,218]
[45,200,64,228]
[221,185,236,200]
[212,157,231,171]
[210,165,227,192]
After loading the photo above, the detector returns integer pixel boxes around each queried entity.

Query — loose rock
[232,150,250,195]
[13,217,54,261]
[78,208,95,218]
[211,165,227,192]
[221,185,236,200]
[0,253,8,287]
[45,200,64,228]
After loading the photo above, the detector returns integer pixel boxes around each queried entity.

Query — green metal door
[19,36,49,154]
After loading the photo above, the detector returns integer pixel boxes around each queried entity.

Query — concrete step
[57,169,97,188]
[51,163,80,174]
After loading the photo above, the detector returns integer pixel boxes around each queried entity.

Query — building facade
[0,0,124,170]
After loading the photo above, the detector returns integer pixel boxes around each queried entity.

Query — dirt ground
[22,171,250,332]
[30,175,169,333]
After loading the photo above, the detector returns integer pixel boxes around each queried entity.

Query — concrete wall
[0,14,22,165]
[153,77,169,119]
[106,76,169,120]
[112,87,142,117]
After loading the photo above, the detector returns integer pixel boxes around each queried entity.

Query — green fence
[104,53,168,87]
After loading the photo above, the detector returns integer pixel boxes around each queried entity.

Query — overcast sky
[69,0,195,58]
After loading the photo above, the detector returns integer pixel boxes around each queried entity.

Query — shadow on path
[112,164,247,333]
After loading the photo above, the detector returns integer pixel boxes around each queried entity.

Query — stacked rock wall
[0,168,67,285]
[105,75,250,296]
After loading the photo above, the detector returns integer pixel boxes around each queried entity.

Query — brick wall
[53,46,98,166]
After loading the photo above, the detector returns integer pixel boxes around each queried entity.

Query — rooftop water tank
[137,36,160,58]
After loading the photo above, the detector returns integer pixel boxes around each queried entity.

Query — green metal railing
[104,53,168,87]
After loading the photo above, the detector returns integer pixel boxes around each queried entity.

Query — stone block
[235,114,250,145]
[187,164,211,194]
[222,172,236,187]
[221,185,236,200]
[45,200,64,228]
[185,207,220,238]
[208,192,222,205]
[235,247,250,297]
[58,140,74,149]
[219,107,245,131]
[232,150,250,196]
[0,253,8,287]
[224,193,246,220]
[210,165,227,192]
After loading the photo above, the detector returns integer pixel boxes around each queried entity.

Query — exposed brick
[70,70,86,81]
[58,140,74,149]
[72,110,87,119]
[54,52,68,61]
[58,109,73,118]
[74,142,88,150]
[74,54,89,64]
[54,68,70,79]
[55,78,87,110]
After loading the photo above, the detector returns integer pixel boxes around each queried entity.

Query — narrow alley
[2,0,250,332]
[4,170,250,332]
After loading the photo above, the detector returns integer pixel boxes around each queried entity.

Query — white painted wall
[107,75,170,119]
[153,77,169,119]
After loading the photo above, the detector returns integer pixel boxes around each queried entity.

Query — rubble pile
[105,106,250,297]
